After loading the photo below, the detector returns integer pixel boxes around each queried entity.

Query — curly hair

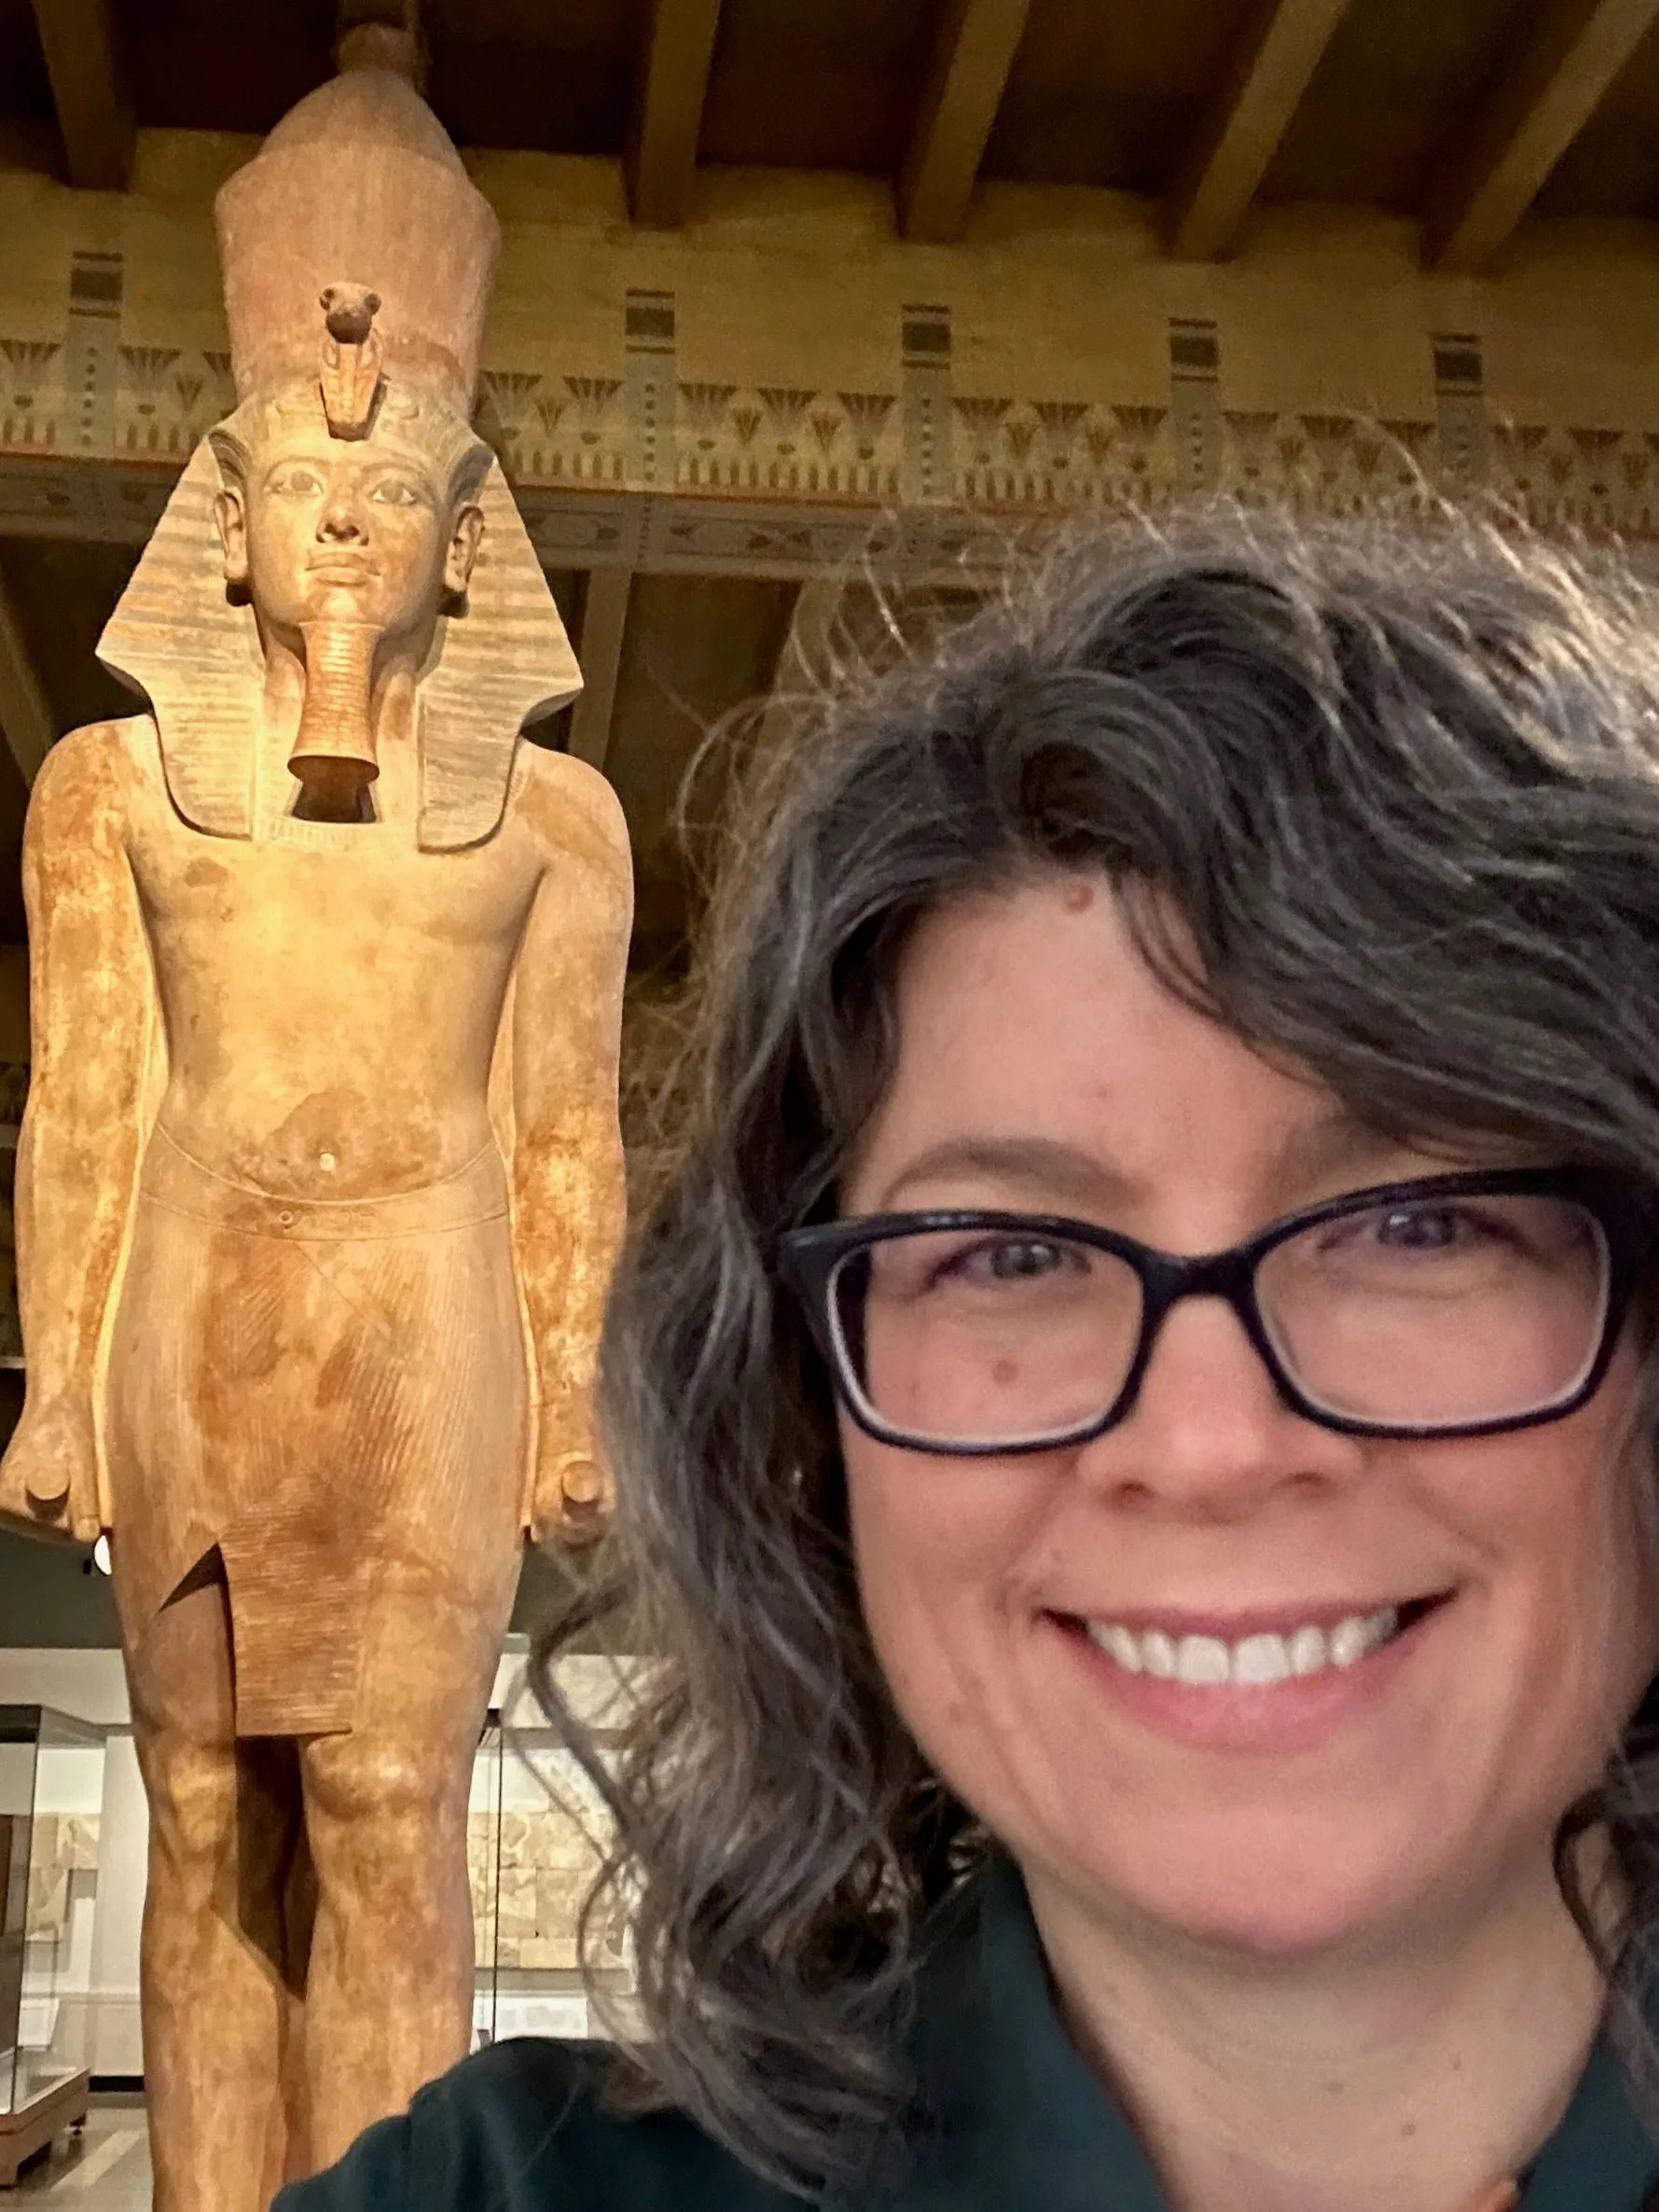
[531,502,1659,2197]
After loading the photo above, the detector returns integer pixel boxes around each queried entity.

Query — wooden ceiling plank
[898,0,1035,245]
[627,0,725,228]
[29,0,135,192]
[1166,0,1357,262]
[568,569,634,773]
[0,575,54,787]
[1427,0,1659,272]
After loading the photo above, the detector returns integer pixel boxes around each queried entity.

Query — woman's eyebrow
[871,1113,1421,1217]
[872,1135,1137,1213]
[1268,1105,1424,1189]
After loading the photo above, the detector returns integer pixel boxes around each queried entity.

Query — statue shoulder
[512,745,632,888]
[28,715,156,828]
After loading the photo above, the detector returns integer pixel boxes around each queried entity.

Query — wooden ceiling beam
[1166,0,1356,261]
[627,0,725,228]
[568,569,633,773]
[1426,0,1659,272]
[29,0,135,191]
[898,0,1034,244]
[0,575,54,787]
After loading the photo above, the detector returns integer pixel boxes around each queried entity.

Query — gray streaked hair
[531,502,1659,2196]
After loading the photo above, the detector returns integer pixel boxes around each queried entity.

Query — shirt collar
[898,1852,1659,2212]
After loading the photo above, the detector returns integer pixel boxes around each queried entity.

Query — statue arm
[505,759,633,1545]
[0,725,157,1542]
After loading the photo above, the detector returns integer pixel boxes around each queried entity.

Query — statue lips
[307,552,380,584]
[305,553,381,614]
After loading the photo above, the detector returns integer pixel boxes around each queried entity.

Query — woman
[282,508,1659,2211]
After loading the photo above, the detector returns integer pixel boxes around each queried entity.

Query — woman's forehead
[887,872,1264,1103]
[853,877,1456,1211]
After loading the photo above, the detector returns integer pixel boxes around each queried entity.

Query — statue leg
[279,1817,320,2183]
[125,1560,306,2212]
[297,1583,502,2167]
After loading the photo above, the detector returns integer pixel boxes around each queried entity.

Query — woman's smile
[1047,1589,1458,1756]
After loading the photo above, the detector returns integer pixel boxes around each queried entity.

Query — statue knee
[303,1736,465,1895]
[138,1730,241,1880]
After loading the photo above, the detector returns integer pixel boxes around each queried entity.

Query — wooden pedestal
[0,2067,90,2187]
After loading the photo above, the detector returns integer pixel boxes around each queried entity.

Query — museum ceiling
[0,0,1654,1002]
[5,0,1658,220]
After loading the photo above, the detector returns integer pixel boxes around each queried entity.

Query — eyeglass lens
[828,1193,1611,1447]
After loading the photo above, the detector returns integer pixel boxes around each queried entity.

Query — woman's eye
[1376,1207,1450,1248]
[976,1239,1068,1280]
[1349,1203,1507,1255]
[1374,1205,1489,1251]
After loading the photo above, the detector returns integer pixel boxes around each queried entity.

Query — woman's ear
[214,486,249,588]
[443,504,486,600]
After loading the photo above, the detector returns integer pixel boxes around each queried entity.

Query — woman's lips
[1059,1593,1450,1641]
[1052,1592,1455,1756]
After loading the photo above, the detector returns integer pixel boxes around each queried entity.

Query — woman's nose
[1074,1293,1357,1514]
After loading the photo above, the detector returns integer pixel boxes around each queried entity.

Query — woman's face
[837,874,1658,1958]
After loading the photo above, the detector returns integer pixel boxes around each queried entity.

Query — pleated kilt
[105,1124,529,1736]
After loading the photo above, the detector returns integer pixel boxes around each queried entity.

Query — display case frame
[0,1704,103,2184]
[469,1654,642,2052]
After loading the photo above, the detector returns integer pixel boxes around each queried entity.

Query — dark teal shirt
[278,1856,1659,2209]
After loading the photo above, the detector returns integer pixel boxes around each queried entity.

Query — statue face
[214,425,484,654]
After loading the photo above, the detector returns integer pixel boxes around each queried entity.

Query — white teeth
[1174,1636,1231,1686]
[1233,1633,1291,1686]
[1289,1625,1328,1676]
[1141,1629,1177,1679]
[1086,1605,1400,1688]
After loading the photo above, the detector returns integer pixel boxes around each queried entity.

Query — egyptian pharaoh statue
[0,34,632,2211]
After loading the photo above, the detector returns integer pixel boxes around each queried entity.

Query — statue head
[208,297,491,667]
[207,287,495,813]
[97,37,582,847]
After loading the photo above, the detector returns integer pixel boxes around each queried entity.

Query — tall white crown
[213,29,499,419]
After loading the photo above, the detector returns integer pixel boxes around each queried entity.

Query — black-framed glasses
[779,1168,1659,1456]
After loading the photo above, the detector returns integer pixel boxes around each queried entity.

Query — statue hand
[0,1392,102,1546]
[530,1447,614,1550]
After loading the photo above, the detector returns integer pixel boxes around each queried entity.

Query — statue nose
[316,502,366,543]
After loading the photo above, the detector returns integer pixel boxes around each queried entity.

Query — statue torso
[118,715,552,1200]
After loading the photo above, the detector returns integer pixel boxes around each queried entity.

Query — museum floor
[10,2095,150,2206]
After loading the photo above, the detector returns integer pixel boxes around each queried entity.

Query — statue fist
[0,1393,102,1545]
[530,1449,614,1550]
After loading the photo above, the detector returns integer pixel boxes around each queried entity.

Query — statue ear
[443,502,485,600]
[214,484,249,588]
[417,459,580,852]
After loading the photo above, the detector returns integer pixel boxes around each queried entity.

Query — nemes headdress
[99,30,580,849]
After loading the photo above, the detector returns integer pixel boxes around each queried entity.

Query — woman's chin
[1125,1882,1401,1962]
[1044,1817,1454,1964]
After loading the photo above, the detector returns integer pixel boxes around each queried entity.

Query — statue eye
[369,478,423,506]
[267,464,325,496]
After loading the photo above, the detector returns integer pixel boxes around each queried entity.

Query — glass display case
[0,1706,103,2180]
[469,1656,642,2051]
